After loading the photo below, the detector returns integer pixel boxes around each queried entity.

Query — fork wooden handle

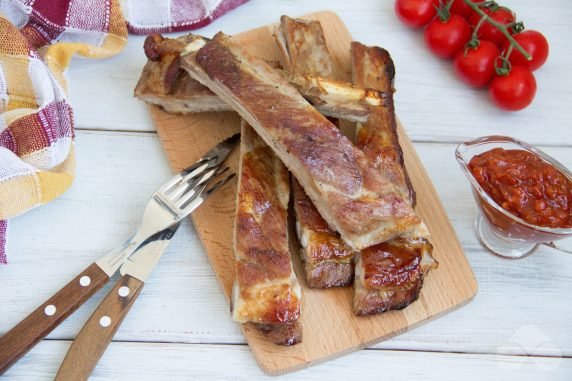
[55,275,145,381]
[0,263,109,375]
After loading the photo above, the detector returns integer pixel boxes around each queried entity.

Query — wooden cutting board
[149,11,478,375]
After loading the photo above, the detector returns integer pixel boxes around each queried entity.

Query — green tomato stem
[435,0,452,22]
[496,44,513,75]
[462,0,531,60]
[472,15,487,40]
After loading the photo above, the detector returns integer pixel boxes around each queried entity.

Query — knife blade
[120,223,180,282]
[55,226,179,381]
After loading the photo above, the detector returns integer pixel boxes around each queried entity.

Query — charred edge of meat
[374,46,396,93]
[304,258,354,288]
[254,321,303,346]
[143,34,164,61]
[354,277,424,316]
[353,237,435,316]
[351,41,395,93]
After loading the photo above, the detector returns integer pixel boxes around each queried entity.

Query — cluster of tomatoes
[395,0,549,111]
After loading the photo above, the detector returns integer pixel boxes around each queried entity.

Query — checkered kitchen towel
[0,0,247,263]
[0,0,128,264]
[123,0,250,34]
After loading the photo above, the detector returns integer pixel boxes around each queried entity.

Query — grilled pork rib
[293,179,355,287]
[182,32,424,250]
[354,238,434,315]
[135,34,229,114]
[275,15,333,78]
[351,42,414,205]
[232,122,302,345]
[277,16,355,288]
[351,42,437,316]
[135,34,382,122]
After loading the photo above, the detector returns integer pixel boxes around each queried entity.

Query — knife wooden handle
[0,263,109,375]
[55,275,145,381]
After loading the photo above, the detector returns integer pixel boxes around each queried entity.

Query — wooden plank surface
[67,0,572,148]
[149,11,477,374]
[1,131,570,379]
[4,341,571,381]
[3,1,571,378]
[2,132,570,355]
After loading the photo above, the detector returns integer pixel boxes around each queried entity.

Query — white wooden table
[2,0,571,379]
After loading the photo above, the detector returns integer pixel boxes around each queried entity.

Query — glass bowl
[456,135,572,259]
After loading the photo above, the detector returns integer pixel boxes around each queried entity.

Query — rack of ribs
[231,121,302,345]
[276,15,356,288]
[135,33,384,123]
[351,42,438,316]
[181,32,424,251]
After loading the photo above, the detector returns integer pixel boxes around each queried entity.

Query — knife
[55,158,235,380]
[54,224,180,381]
[0,133,239,375]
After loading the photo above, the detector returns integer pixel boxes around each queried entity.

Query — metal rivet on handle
[99,316,111,328]
[44,305,56,316]
[118,286,130,297]
[79,276,91,287]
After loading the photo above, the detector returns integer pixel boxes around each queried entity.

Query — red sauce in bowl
[469,148,572,229]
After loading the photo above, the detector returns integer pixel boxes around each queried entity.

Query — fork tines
[155,161,234,216]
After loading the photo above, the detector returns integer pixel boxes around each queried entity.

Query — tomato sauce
[469,148,572,229]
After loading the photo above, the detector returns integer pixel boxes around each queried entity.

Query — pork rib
[232,121,302,345]
[275,15,333,78]
[293,179,355,287]
[182,32,423,250]
[135,34,228,113]
[351,42,414,205]
[135,34,382,122]
[277,16,355,288]
[351,42,437,316]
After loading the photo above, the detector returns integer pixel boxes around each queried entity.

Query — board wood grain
[149,11,478,375]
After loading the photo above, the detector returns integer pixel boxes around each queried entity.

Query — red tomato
[395,0,437,28]
[450,0,475,19]
[489,66,537,111]
[454,40,500,87]
[424,15,471,59]
[469,7,515,47]
[505,30,549,71]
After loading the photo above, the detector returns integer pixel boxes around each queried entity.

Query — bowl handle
[543,241,572,255]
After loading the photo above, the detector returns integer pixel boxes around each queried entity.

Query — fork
[0,133,238,375]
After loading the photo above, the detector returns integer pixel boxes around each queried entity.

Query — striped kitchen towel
[0,0,248,263]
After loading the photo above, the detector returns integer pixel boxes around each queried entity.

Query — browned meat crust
[351,42,414,206]
[232,122,302,345]
[351,42,437,316]
[353,238,433,315]
[276,16,356,288]
[293,179,355,288]
[183,32,423,251]
[255,322,302,346]
[134,34,229,114]
[351,41,395,94]
[275,15,333,78]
